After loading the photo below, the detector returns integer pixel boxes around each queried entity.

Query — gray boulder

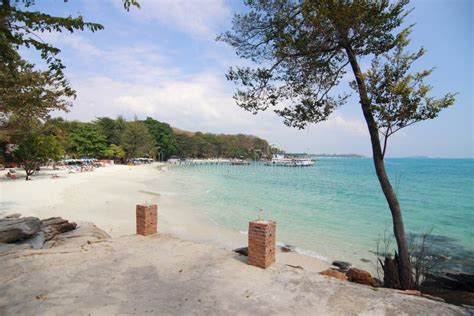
[0,217,41,243]
[332,260,352,272]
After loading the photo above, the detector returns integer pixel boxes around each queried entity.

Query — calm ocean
[161,158,473,273]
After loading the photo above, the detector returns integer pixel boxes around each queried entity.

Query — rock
[233,247,248,256]
[320,269,347,281]
[360,258,371,263]
[3,213,21,219]
[425,272,474,292]
[395,289,421,296]
[422,294,445,303]
[445,272,474,292]
[24,232,46,249]
[41,219,77,242]
[279,244,296,252]
[332,260,351,272]
[421,287,474,307]
[347,268,376,287]
[0,217,41,243]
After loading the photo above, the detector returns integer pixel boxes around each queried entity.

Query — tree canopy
[220,0,456,290]
[120,121,156,159]
[0,0,139,141]
[143,117,177,160]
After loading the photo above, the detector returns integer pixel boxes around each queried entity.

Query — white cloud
[126,0,230,38]
[321,115,367,136]
[47,33,371,155]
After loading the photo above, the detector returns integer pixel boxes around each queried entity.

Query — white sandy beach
[0,164,330,271]
[0,164,470,315]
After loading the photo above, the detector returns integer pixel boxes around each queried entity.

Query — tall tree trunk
[344,46,413,289]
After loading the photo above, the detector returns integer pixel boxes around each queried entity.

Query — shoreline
[0,164,334,273]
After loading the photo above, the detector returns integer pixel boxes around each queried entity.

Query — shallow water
[157,158,474,273]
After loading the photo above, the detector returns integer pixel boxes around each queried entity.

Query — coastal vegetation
[219,0,455,289]
[0,116,272,167]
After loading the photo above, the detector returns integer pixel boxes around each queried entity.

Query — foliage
[218,0,410,128]
[120,121,156,159]
[14,126,63,180]
[174,131,270,159]
[143,117,177,160]
[0,0,140,93]
[1,115,274,163]
[0,54,74,140]
[102,144,125,160]
[0,0,139,140]
[361,30,455,156]
[66,122,107,158]
[95,116,124,146]
[219,0,456,290]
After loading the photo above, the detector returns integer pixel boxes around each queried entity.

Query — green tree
[0,0,139,139]
[219,0,455,289]
[14,128,63,180]
[67,122,107,158]
[102,144,125,160]
[0,0,139,92]
[0,55,74,140]
[120,121,156,159]
[143,117,177,160]
[95,117,122,146]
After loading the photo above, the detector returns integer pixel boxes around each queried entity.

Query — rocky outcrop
[0,217,41,243]
[422,272,474,306]
[346,268,376,287]
[424,272,474,292]
[332,260,351,272]
[320,269,347,281]
[279,244,296,253]
[0,216,77,248]
[233,247,248,256]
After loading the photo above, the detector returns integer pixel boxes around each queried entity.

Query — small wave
[239,230,248,235]
[294,247,331,263]
[205,189,211,194]
[276,241,331,263]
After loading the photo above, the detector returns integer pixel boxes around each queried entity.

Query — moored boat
[265,154,315,167]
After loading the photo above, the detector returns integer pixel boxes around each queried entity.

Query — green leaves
[14,125,64,179]
[120,121,156,159]
[143,117,178,160]
[102,144,125,160]
[361,28,456,156]
[219,0,411,129]
[67,123,107,158]
[0,0,140,139]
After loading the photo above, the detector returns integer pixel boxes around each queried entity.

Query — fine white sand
[0,165,469,315]
[0,164,329,271]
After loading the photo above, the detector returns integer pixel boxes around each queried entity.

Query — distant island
[310,154,365,158]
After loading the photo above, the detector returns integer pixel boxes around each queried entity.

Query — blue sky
[26,0,473,157]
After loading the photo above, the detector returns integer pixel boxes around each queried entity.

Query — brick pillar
[248,220,276,268]
[136,204,157,236]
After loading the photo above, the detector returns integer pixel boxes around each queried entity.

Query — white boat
[265,154,315,167]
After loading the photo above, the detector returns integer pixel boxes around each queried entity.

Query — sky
[23,0,473,157]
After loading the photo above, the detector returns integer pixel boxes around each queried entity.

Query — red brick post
[248,220,276,268]
[136,204,157,236]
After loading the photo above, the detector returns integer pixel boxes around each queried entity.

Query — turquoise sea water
[162,158,473,273]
